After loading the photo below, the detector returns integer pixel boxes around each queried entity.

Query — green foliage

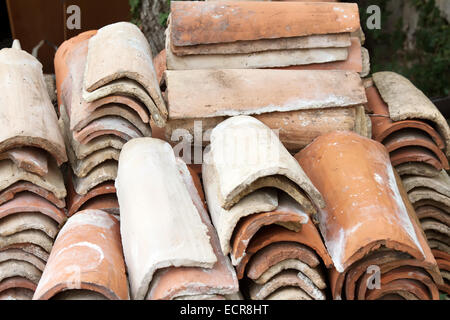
[158,0,171,27]
[129,0,142,26]
[360,0,449,98]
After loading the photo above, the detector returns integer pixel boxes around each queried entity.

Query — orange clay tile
[416,206,450,230]
[153,49,166,85]
[233,223,332,280]
[170,1,360,46]
[146,163,238,299]
[66,173,116,217]
[274,37,362,73]
[33,210,128,300]
[366,85,445,149]
[390,147,443,171]
[0,148,48,177]
[366,279,431,300]
[0,277,37,294]
[383,129,449,169]
[296,131,432,273]
[0,181,65,209]
[0,192,66,226]
[79,194,120,216]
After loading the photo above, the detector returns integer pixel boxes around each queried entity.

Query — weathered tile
[72,161,117,195]
[0,148,48,177]
[0,182,65,209]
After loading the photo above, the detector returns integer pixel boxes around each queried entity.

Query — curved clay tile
[296,131,431,273]
[0,288,35,300]
[0,159,66,199]
[0,181,65,209]
[357,266,439,300]
[33,209,128,300]
[170,2,359,47]
[428,239,449,254]
[116,138,216,299]
[265,287,312,300]
[230,208,313,267]
[248,270,325,300]
[366,85,445,149]
[0,193,66,226]
[390,147,443,170]
[416,206,450,226]
[0,230,53,253]
[367,279,430,300]
[78,194,119,216]
[402,170,450,197]
[73,116,143,145]
[0,148,48,177]
[395,162,440,178]
[166,70,366,120]
[421,219,450,238]
[384,130,449,170]
[145,161,238,300]
[174,294,225,300]
[234,223,332,279]
[0,212,59,239]
[0,48,67,165]
[0,260,42,284]
[3,243,49,262]
[0,248,46,272]
[83,22,167,126]
[72,161,117,195]
[68,146,120,178]
[372,72,450,158]
[0,277,37,295]
[209,116,324,212]
[408,188,450,212]
[52,290,108,300]
[73,105,151,137]
[67,177,116,217]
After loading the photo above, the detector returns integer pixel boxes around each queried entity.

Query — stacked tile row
[0,45,67,299]
[54,22,167,217]
[156,1,372,154]
[366,72,450,297]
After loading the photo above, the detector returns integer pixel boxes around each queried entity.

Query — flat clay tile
[233,222,332,279]
[366,84,445,149]
[383,129,449,170]
[395,162,440,178]
[83,22,167,127]
[402,170,450,197]
[208,116,324,212]
[0,192,66,227]
[145,162,238,299]
[0,148,48,177]
[248,270,325,300]
[390,147,444,171]
[33,210,129,300]
[0,48,67,165]
[0,159,66,199]
[72,160,117,195]
[116,138,216,299]
[166,33,349,69]
[165,70,366,120]
[153,49,166,85]
[0,181,65,209]
[170,1,359,46]
[296,131,428,273]
[373,72,450,158]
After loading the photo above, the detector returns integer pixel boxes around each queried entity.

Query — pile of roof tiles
[366,72,450,297]
[0,45,67,299]
[157,0,372,154]
[54,22,167,217]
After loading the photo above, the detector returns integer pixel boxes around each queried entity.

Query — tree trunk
[140,0,170,57]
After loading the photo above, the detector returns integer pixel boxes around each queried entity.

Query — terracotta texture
[83,22,167,127]
[0,277,37,295]
[0,212,59,239]
[72,161,117,195]
[0,48,67,165]
[166,70,366,120]
[0,288,34,300]
[383,129,449,170]
[408,188,450,212]
[170,1,359,46]
[233,222,333,279]
[33,210,129,300]
[78,194,120,216]
[0,229,53,253]
[0,159,66,199]
[0,181,65,209]
[208,116,324,212]
[395,162,440,178]
[372,72,450,158]
[402,170,450,197]
[3,243,49,262]
[116,138,216,300]
[0,148,48,177]
[366,84,445,149]
[146,162,238,299]
[390,147,443,171]
[416,206,450,226]
[0,249,46,272]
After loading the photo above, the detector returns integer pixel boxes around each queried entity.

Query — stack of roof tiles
[156,1,372,154]
[54,22,167,217]
[202,116,332,299]
[116,138,239,300]
[296,131,443,300]
[0,46,67,300]
[366,72,450,297]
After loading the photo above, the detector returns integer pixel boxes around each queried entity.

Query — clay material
[395,162,440,178]
[390,147,443,171]
[0,148,48,177]
[402,170,450,197]
[72,161,117,195]
[116,138,216,299]
[0,212,59,239]
[33,210,129,300]
[0,182,65,209]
